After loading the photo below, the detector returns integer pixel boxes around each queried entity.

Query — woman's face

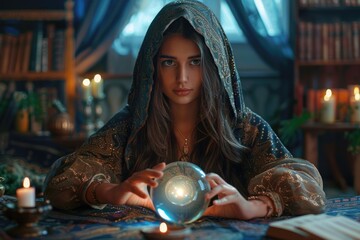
[157,34,203,108]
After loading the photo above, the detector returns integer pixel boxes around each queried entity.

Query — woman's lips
[173,89,192,96]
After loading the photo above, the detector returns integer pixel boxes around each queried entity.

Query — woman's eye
[161,60,175,66]
[191,59,201,66]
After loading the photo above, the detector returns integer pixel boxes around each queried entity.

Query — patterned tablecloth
[0,195,359,240]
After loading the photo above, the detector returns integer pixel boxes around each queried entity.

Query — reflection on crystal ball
[150,161,210,224]
[165,175,197,206]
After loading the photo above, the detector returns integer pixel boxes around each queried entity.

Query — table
[302,122,360,193]
[1,195,360,240]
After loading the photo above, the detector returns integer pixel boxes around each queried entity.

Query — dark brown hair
[131,18,248,193]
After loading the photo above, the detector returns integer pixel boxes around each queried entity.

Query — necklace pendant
[183,145,189,154]
[183,138,189,154]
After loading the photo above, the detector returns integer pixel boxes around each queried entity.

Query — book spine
[29,21,43,72]
[14,33,25,73]
[306,22,314,61]
[53,30,65,71]
[334,21,342,60]
[22,31,33,72]
[0,34,12,73]
[46,24,55,71]
[353,21,359,59]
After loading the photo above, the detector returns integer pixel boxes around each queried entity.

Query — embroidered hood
[127,0,245,143]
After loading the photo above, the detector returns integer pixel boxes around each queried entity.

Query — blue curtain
[74,0,132,74]
[226,0,294,119]
[225,0,293,71]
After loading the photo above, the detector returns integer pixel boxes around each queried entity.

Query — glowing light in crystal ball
[150,162,210,224]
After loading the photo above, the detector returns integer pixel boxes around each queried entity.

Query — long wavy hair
[131,18,249,193]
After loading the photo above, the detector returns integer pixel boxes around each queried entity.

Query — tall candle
[91,74,104,98]
[350,86,360,123]
[82,78,92,101]
[16,177,35,208]
[320,89,336,123]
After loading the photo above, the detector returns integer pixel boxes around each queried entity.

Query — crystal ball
[150,161,210,224]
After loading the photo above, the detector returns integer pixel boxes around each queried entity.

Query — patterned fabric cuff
[250,191,283,217]
[82,174,109,210]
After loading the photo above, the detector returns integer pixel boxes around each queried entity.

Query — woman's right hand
[93,162,166,210]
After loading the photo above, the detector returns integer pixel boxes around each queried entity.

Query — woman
[44,1,325,219]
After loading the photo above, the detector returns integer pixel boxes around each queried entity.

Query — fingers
[205,172,244,205]
[212,194,239,205]
[205,173,227,185]
[125,183,148,199]
[130,171,159,187]
[206,182,235,200]
[121,163,166,199]
[152,162,166,171]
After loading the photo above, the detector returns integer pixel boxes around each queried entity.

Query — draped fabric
[74,0,133,74]
[225,0,295,119]
[225,0,293,71]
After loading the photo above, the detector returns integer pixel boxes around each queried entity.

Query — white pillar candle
[91,74,104,98]
[350,87,360,123]
[320,89,336,123]
[16,177,35,208]
[82,78,92,101]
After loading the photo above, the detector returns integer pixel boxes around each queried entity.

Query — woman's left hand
[203,173,268,220]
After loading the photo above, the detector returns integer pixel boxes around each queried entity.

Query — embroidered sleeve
[240,109,326,216]
[44,113,131,210]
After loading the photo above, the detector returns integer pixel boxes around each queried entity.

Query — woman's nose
[177,64,188,83]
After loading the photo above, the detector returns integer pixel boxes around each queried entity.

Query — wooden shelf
[302,122,360,131]
[299,6,360,12]
[0,10,67,21]
[0,72,66,81]
[80,73,132,80]
[0,0,76,128]
[293,1,360,114]
[296,60,360,66]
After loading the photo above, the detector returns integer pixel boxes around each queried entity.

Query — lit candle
[91,74,104,98]
[159,222,168,233]
[141,222,191,239]
[16,177,35,208]
[82,78,92,101]
[320,89,336,123]
[350,86,360,123]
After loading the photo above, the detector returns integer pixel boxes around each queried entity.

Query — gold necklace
[174,126,192,161]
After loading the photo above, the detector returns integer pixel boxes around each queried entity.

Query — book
[29,21,43,72]
[266,214,360,240]
[22,31,33,72]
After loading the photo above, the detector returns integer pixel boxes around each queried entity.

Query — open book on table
[266,213,360,240]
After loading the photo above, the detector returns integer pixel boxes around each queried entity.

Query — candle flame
[94,74,102,83]
[159,222,167,233]
[82,78,91,87]
[324,89,332,101]
[23,177,30,188]
[354,87,360,101]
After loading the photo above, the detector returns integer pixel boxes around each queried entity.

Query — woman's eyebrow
[189,55,201,59]
[159,54,201,59]
[159,54,176,59]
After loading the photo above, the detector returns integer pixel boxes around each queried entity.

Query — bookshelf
[294,0,360,190]
[294,0,360,119]
[0,0,76,125]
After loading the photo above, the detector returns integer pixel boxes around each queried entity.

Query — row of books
[298,20,360,61]
[299,0,360,7]
[0,22,65,74]
[0,81,59,134]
